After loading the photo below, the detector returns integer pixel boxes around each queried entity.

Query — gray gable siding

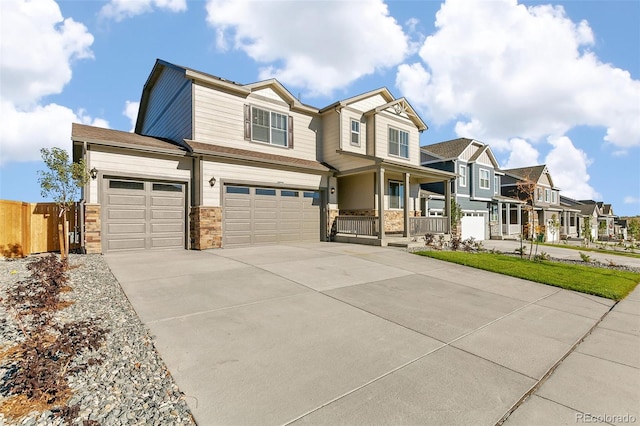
[420,161,453,194]
[457,161,470,196]
[141,66,193,144]
[470,164,494,199]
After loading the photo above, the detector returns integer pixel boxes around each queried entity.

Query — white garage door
[461,214,486,240]
[223,185,320,247]
[103,178,186,252]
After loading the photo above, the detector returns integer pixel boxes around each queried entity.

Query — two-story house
[72,59,454,253]
[501,165,563,242]
[420,138,523,240]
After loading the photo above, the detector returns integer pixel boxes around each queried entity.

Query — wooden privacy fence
[0,200,81,257]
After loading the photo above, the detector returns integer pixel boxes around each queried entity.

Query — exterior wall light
[90,167,98,180]
[209,176,217,187]
[330,187,335,195]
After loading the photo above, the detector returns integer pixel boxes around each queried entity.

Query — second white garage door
[223,185,320,247]
[461,214,486,240]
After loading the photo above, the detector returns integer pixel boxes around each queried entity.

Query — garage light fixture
[209,176,217,187]
[90,167,98,180]
[330,187,335,195]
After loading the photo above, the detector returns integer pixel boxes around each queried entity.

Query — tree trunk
[58,223,66,260]
[63,219,70,258]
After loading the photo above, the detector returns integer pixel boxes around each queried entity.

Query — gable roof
[421,138,473,160]
[319,88,395,113]
[364,97,427,131]
[72,123,187,154]
[503,165,549,184]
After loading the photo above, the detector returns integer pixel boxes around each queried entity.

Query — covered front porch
[491,196,526,240]
[329,161,455,246]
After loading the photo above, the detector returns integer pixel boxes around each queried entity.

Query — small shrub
[534,251,550,262]
[579,252,592,263]
[606,259,619,267]
[424,233,435,246]
[450,236,461,251]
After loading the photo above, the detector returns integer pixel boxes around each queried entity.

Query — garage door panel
[225,209,250,220]
[151,236,185,248]
[151,196,184,207]
[255,199,277,208]
[107,209,146,220]
[461,216,486,240]
[254,234,278,244]
[151,223,183,233]
[107,194,146,206]
[225,198,251,208]
[151,209,184,220]
[107,238,146,251]
[107,223,146,234]
[254,210,278,220]
[254,222,278,231]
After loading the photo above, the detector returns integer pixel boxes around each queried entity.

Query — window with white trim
[551,191,557,204]
[351,120,360,146]
[479,169,490,189]
[459,165,467,187]
[544,189,550,202]
[388,181,404,209]
[251,106,288,147]
[389,127,409,158]
[494,176,499,194]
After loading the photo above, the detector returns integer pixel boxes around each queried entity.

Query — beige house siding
[374,112,420,166]
[340,108,367,156]
[349,94,389,112]
[87,147,191,204]
[141,66,192,143]
[338,173,374,210]
[201,160,326,207]
[192,84,318,162]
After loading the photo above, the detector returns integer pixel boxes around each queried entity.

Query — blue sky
[1,0,638,216]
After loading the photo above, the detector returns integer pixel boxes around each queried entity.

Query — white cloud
[624,196,640,204]
[0,101,108,165]
[395,0,640,148]
[503,138,539,169]
[544,136,600,199]
[0,0,102,165]
[0,0,94,107]
[100,0,187,22]
[124,101,140,132]
[206,0,410,96]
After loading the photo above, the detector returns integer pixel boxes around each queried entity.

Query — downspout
[335,107,342,150]
[80,140,87,254]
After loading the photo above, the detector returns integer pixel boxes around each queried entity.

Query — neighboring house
[501,165,564,242]
[72,59,454,253]
[559,195,586,239]
[420,138,522,240]
[579,200,618,240]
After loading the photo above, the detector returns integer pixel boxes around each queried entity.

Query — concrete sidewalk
[482,239,640,269]
[504,286,640,425]
[104,243,636,425]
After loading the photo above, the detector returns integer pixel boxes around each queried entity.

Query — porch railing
[410,216,448,236]
[335,216,378,237]
[502,224,521,235]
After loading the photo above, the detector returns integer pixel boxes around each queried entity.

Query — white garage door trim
[102,177,186,252]
[223,184,321,248]
[461,214,486,240]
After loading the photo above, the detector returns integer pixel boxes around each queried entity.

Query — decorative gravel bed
[0,254,195,425]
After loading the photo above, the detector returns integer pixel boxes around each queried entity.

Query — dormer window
[351,120,360,146]
[389,127,409,158]
[479,169,490,189]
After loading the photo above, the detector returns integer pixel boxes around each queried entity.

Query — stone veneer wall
[190,207,222,249]
[328,209,340,239]
[338,209,420,233]
[84,204,101,254]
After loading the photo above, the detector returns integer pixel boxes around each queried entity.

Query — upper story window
[479,169,490,189]
[459,164,467,187]
[246,105,290,147]
[544,188,551,202]
[389,127,409,158]
[351,120,360,146]
[494,176,499,194]
[537,187,543,201]
[552,190,557,204]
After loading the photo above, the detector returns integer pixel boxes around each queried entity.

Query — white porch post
[444,179,451,234]
[403,172,410,237]
[505,202,511,234]
[517,204,522,236]
[378,167,386,243]
[497,201,503,237]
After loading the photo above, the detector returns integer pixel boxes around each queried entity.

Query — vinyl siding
[471,165,494,199]
[375,111,420,166]
[475,150,493,166]
[201,160,325,207]
[321,111,373,171]
[349,94,389,112]
[192,84,318,161]
[88,147,191,204]
[340,109,367,156]
[338,173,374,210]
[141,66,192,143]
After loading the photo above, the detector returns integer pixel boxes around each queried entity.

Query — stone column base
[84,204,101,254]
[190,207,222,249]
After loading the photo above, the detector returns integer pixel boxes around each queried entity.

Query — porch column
[505,202,511,233]
[517,204,522,236]
[444,179,451,234]
[497,201,503,237]
[377,167,386,243]
[403,172,410,237]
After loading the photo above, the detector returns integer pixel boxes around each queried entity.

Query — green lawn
[415,251,640,300]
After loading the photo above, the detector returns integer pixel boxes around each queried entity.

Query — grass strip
[415,251,640,300]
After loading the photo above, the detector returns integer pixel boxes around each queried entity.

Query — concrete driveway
[105,243,618,425]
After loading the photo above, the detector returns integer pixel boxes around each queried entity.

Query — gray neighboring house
[420,138,523,240]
